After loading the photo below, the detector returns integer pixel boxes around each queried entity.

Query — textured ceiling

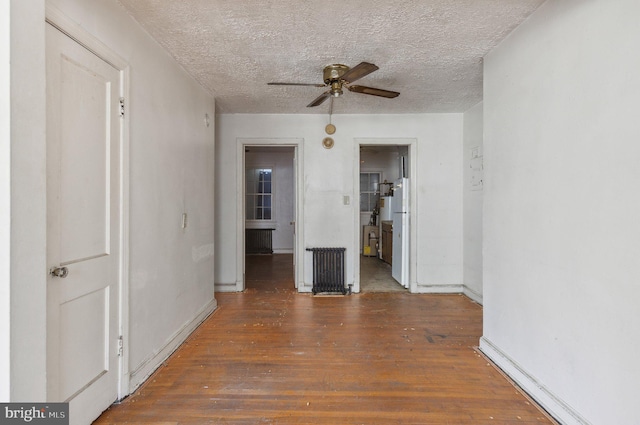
[117,0,546,114]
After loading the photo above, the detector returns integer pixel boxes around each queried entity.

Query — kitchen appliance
[392,178,409,288]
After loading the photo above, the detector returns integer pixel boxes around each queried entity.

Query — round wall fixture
[322,137,334,149]
[325,123,336,135]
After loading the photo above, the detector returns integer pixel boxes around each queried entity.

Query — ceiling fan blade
[340,62,379,84]
[268,82,326,87]
[347,85,400,98]
[307,91,332,107]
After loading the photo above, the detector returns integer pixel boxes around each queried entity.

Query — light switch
[181,213,188,229]
[343,195,350,205]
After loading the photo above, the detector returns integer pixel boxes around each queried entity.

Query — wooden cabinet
[381,221,393,265]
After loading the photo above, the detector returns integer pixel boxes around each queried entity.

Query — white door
[46,23,122,424]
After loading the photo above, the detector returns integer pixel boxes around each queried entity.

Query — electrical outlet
[181,213,188,229]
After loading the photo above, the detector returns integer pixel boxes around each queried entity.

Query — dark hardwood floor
[94,254,555,424]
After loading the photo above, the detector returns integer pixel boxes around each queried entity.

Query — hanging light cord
[329,96,334,125]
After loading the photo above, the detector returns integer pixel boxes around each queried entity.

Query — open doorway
[243,145,297,290]
[357,143,413,293]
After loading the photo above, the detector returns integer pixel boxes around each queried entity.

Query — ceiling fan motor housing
[323,64,349,84]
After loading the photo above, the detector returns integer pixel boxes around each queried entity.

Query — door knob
[50,266,69,278]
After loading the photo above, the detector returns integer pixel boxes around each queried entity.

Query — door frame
[353,138,418,293]
[45,4,131,400]
[236,139,304,291]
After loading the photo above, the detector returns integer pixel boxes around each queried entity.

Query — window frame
[359,171,382,213]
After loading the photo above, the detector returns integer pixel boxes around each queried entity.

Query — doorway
[239,142,302,291]
[355,139,417,293]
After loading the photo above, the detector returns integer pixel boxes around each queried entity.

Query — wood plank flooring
[94,255,555,424]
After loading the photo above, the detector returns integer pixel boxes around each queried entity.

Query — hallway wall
[47,0,218,390]
[482,0,640,423]
[6,0,217,398]
[462,102,483,303]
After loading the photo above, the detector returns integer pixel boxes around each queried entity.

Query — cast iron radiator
[246,229,274,254]
[306,247,347,294]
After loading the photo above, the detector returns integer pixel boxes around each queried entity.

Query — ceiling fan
[268,62,400,108]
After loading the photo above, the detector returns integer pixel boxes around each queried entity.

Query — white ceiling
[117,0,546,114]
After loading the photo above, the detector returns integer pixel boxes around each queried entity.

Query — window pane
[264,208,271,220]
[264,181,271,194]
[246,196,255,219]
[360,193,369,212]
[360,174,368,188]
[264,195,271,208]
[370,174,379,192]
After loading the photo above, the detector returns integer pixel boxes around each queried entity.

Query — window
[360,172,380,212]
[246,168,273,220]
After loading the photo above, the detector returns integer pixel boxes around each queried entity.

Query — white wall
[245,149,295,253]
[8,0,217,399]
[215,114,463,293]
[482,1,640,424]
[462,102,483,303]
[1,0,11,401]
[2,0,48,401]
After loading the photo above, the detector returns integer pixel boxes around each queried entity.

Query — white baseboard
[462,285,483,304]
[273,249,294,254]
[215,282,240,292]
[479,337,590,425]
[128,298,218,392]
[414,283,463,294]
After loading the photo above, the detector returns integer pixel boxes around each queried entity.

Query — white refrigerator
[392,178,409,288]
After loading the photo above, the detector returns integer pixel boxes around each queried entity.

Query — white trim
[45,4,127,70]
[245,220,277,229]
[44,4,132,401]
[129,299,218,392]
[479,337,590,425]
[462,285,483,305]
[413,284,463,294]
[117,66,131,400]
[353,138,418,294]
[214,282,239,293]
[236,139,305,292]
